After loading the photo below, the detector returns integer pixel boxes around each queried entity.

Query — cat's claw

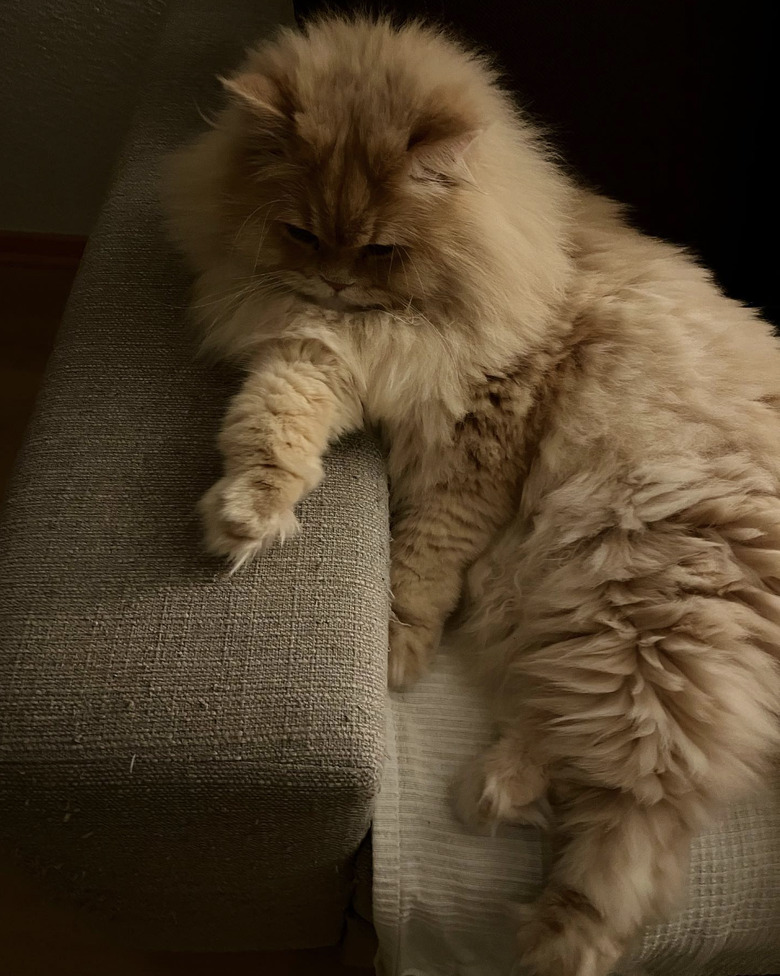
[199,474,299,570]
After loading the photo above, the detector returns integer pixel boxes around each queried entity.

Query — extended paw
[199,473,299,570]
[387,618,440,691]
[452,741,549,831]
[515,888,624,976]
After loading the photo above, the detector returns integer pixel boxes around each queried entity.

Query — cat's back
[560,192,780,431]
[523,190,780,498]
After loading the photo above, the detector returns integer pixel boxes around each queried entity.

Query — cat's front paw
[199,473,299,571]
[387,618,440,691]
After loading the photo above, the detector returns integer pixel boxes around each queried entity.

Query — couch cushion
[374,651,780,976]
[0,0,390,951]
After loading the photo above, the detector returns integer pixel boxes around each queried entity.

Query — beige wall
[1,0,167,235]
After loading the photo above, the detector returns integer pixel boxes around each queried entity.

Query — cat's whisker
[394,258,455,363]
[230,198,284,252]
[411,310,459,368]
[192,99,218,129]
[191,286,256,312]
[397,257,418,314]
[230,204,267,251]
[194,270,292,310]
[406,254,430,304]
[253,205,283,273]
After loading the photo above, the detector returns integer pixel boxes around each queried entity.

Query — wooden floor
[0,261,74,493]
[0,235,375,975]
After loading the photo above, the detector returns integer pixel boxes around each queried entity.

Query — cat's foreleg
[389,488,499,690]
[200,339,361,568]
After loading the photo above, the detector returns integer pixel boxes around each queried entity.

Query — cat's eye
[362,243,395,258]
[284,223,320,248]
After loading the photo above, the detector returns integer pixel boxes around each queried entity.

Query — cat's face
[219,53,482,316]
[241,134,428,313]
[167,20,573,364]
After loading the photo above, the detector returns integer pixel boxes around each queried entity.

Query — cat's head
[166,17,573,358]
[178,19,509,311]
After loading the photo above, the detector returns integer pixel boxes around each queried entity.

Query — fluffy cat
[163,15,780,976]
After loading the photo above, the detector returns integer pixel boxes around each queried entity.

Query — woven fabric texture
[373,650,780,976]
[0,0,390,951]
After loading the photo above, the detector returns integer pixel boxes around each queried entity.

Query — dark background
[294,0,778,327]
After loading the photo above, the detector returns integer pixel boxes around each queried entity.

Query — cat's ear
[219,72,287,120]
[406,111,481,188]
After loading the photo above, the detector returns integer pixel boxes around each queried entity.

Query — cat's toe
[452,743,550,831]
[451,756,496,832]
[387,619,438,691]
[199,476,299,570]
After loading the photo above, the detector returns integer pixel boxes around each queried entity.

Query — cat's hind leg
[515,788,691,976]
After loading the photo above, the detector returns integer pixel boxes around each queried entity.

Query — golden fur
[163,16,780,976]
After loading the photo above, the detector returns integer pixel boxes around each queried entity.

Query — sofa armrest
[0,0,389,952]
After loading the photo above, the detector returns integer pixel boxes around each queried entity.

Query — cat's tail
[515,786,693,976]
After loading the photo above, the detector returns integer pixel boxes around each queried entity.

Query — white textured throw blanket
[373,650,780,976]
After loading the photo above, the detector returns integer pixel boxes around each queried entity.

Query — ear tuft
[405,97,481,186]
[219,72,286,119]
[407,128,481,187]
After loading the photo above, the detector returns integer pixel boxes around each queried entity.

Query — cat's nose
[321,276,352,293]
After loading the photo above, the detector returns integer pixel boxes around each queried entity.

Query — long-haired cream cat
[163,16,780,976]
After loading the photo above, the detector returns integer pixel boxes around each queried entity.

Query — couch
[0,0,386,952]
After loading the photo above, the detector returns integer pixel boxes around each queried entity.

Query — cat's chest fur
[379,358,541,516]
[299,306,558,503]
